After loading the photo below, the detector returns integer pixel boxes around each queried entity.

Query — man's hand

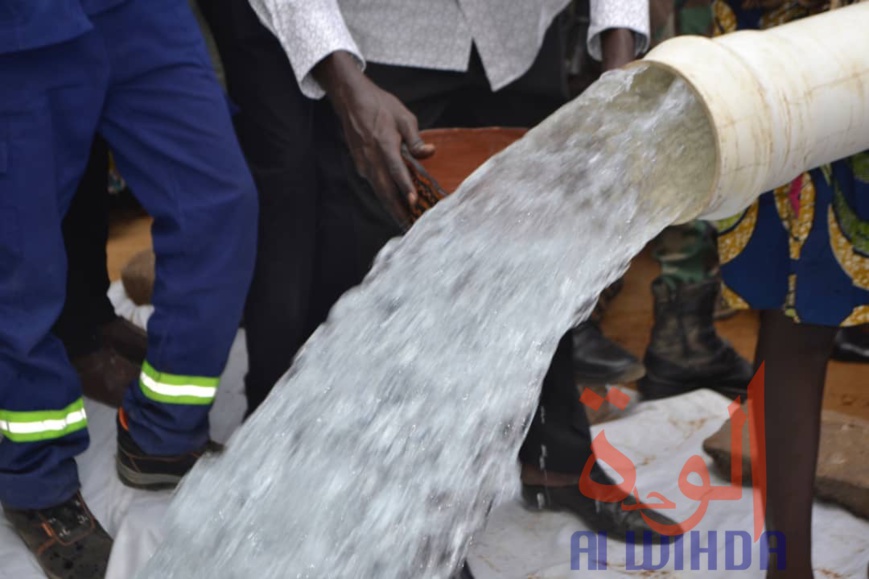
[600,28,637,72]
[314,51,435,229]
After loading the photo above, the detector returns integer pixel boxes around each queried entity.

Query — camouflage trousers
[590,221,719,323]
[649,0,720,287]
[653,221,719,286]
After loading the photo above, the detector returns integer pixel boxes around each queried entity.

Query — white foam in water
[139,66,716,579]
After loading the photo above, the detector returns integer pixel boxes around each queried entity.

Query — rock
[815,412,869,519]
[121,249,155,306]
[703,407,869,519]
[702,410,752,485]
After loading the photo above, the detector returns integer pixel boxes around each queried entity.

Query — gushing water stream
[140,65,716,578]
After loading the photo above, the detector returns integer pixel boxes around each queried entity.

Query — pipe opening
[625,62,721,223]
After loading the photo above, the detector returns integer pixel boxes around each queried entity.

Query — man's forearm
[587,0,650,63]
[600,28,637,71]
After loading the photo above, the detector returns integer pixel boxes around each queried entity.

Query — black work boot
[639,278,752,400]
[116,409,222,490]
[572,321,645,385]
[3,492,113,579]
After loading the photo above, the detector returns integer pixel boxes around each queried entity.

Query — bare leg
[754,310,836,578]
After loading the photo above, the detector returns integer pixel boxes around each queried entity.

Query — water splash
[139,65,715,579]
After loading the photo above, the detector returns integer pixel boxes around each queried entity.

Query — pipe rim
[623,59,723,224]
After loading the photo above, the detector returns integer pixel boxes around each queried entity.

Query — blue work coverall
[0,0,257,509]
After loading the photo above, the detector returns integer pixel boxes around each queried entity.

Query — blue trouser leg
[0,34,109,510]
[1,0,256,508]
[94,0,257,455]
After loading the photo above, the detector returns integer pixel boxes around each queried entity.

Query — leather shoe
[100,317,147,365]
[72,345,140,408]
[522,465,682,542]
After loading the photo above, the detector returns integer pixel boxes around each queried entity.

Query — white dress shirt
[247,0,650,99]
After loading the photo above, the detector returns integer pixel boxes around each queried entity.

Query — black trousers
[198,0,402,413]
[53,137,116,359]
[200,0,592,474]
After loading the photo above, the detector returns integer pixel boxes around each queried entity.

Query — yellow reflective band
[138,361,219,406]
[0,399,88,443]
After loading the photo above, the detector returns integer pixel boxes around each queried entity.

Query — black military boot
[3,492,113,579]
[572,321,646,385]
[639,278,753,400]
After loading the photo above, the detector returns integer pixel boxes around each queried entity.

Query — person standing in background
[562,0,753,404]
[0,1,258,577]
[713,0,866,575]
[632,0,755,402]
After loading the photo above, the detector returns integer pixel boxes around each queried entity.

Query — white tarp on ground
[1,282,867,578]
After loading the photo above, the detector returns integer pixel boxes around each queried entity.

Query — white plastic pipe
[636,2,869,222]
